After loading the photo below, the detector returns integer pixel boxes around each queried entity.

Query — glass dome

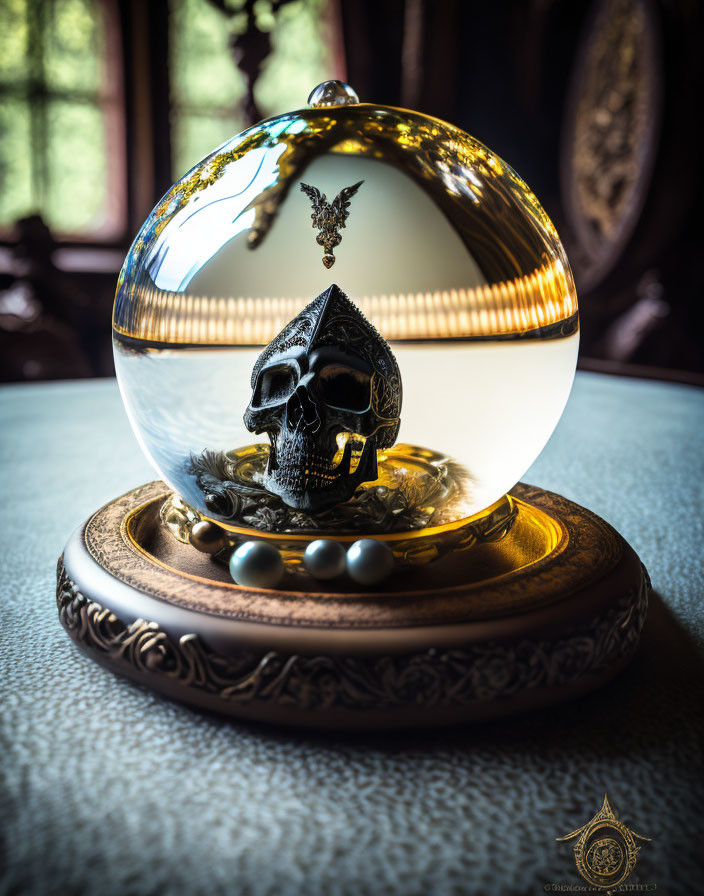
[113,82,578,530]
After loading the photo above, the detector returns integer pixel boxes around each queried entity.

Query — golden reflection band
[113,257,578,346]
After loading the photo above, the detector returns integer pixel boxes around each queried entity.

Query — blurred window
[170,0,337,178]
[0,0,125,239]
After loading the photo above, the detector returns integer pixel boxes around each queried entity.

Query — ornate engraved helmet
[244,284,401,511]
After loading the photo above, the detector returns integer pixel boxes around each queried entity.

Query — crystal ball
[113,83,578,529]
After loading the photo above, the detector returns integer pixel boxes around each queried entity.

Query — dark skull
[244,284,402,512]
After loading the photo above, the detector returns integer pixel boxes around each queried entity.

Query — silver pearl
[346,539,395,586]
[304,539,346,580]
[229,541,283,589]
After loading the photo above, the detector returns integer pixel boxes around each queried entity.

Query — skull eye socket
[255,364,297,407]
[317,364,371,412]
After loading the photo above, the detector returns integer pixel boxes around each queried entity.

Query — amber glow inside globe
[113,85,578,528]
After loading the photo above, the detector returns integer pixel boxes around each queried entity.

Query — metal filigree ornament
[557,794,651,890]
[300,180,363,268]
[56,548,650,716]
[243,284,402,513]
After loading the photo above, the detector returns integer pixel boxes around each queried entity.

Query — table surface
[1,372,703,896]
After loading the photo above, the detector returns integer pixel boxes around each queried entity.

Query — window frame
[0,0,130,248]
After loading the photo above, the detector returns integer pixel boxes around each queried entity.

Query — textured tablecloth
[1,373,703,896]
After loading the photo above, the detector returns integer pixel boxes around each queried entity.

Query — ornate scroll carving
[57,558,648,712]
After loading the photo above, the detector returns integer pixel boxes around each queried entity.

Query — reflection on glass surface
[114,99,579,522]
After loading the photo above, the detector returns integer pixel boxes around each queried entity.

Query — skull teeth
[259,429,376,507]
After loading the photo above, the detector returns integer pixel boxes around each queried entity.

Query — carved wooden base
[56,481,649,729]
